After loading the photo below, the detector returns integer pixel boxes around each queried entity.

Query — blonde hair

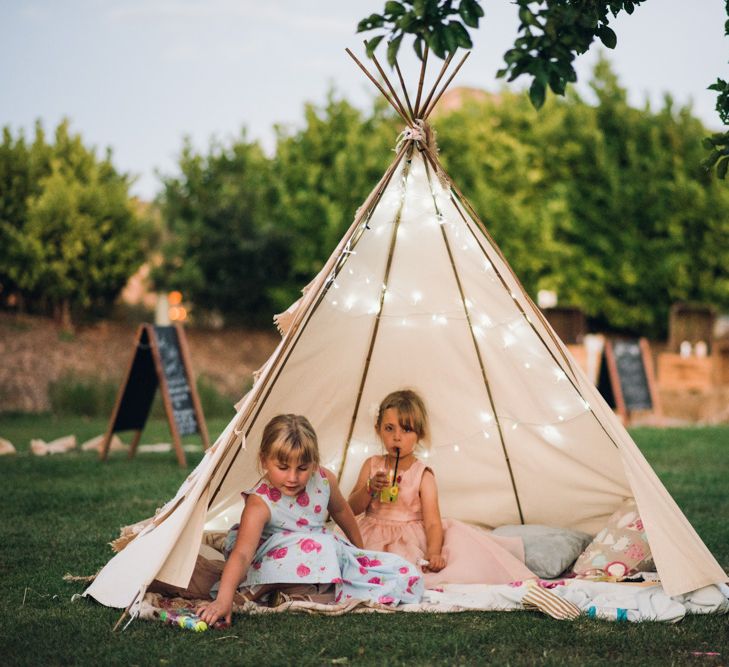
[259,414,320,467]
[375,389,429,442]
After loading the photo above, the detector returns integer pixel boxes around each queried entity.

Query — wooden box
[657,353,713,392]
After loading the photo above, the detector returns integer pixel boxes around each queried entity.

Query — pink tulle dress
[356,456,536,587]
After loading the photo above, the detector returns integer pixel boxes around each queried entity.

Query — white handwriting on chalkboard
[155,327,198,435]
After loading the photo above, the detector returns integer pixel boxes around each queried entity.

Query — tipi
[85,48,727,614]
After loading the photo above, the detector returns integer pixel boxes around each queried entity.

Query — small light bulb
[453,445,460,452]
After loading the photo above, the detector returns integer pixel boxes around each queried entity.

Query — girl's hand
[196,598,232,627]
[369,470,389,493]
[425,553,446,572]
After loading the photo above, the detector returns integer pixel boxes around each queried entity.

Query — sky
[1,1,727,200]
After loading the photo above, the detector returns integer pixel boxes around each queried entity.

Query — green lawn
[1,415,728,666]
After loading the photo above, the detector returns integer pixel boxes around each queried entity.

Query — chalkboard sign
[597,338,661,424]
[613,340,652,411]
[99,323,209,466]
[155,326,198,436]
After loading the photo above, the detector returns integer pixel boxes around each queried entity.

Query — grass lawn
[1,415,728,666]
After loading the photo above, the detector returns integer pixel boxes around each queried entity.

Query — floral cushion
[572,498,655,579]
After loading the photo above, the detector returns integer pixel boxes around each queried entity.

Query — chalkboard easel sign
[597,337,662,425]
[99,323,210,466]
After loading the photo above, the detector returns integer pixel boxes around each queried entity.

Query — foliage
[436,57,729,337]
[270,95,399,306]
[155,134,291,327]
[46,371,235,419]
[358,0,483,62]
[702,0,729,179]
[47,372,119,418]
[156,95,399,322]
[356,1,729,181]
[0,120,147,326]
[0,122,52,307]
[357,0,644,107]
[0,415,728,664]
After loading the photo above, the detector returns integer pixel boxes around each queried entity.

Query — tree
[0,122,53,309]
[435,57,729,337]
[157,95,400,325]
[271,94,399,301]
[0,120,145,327]
[155,133,290,326]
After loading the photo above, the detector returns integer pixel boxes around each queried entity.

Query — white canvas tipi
[85,50,727,613]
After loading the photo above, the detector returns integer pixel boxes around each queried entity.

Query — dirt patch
[0,313,279,413]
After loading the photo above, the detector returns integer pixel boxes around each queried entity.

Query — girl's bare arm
[347,457,380,516]
[197,496,269,625]
[420,469,446,571]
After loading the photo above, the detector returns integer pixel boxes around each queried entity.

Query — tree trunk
[58,298,74,333]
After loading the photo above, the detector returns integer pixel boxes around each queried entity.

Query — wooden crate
[714,340,729,385]
[668,303,715,353]
[657,353,713,392]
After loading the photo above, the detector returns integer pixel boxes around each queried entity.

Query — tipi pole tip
[345,47,411,125]
[414,44,429,117]
[367,44,413,124]
[418,50,456,119]
[423,51,471,120]
[394,59,415,119]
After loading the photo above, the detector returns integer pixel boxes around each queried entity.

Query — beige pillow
[572,499,654,579]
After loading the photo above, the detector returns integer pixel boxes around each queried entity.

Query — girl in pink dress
[348,390,536,587]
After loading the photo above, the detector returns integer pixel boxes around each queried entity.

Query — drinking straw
[391,447,400,486]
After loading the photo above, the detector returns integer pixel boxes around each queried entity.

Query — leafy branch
[357,0,483,65]
[703,1,729,179]
[358,0,729,179]
[357,0,643,109]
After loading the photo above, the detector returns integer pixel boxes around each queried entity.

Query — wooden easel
[99,323,210,467]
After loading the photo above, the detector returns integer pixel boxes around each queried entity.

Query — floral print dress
[221,467,423,606]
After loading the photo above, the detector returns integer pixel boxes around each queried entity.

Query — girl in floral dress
[198,414,422,627]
